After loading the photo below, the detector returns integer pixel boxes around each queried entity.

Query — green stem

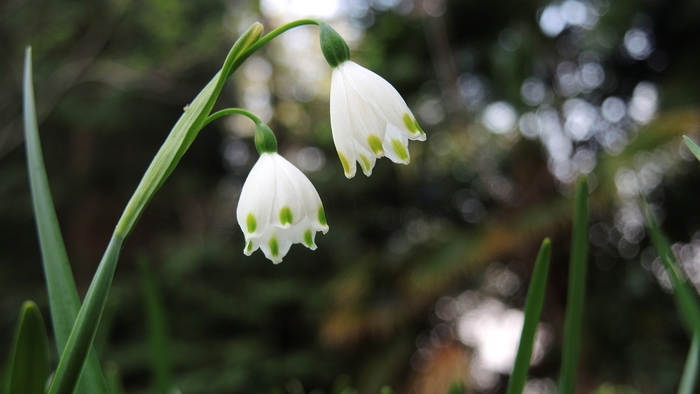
[203,108,262,128]
[225,19,320,80]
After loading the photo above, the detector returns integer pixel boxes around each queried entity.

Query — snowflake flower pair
[236,23,425,263]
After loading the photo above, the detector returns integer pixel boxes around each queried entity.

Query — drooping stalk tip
[319,22,350,68]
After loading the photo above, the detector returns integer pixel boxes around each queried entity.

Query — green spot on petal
[359,154,371,172]
[269,237,279,257]
[391,139,409,162]
[246,241,253,252]
[368,135,383,154]
[280,206,293,225]
[304,229,314,247]
[403,113,419,134]
[246,213,257,233]
[338,152,352,175]
[318,206,327,226]
[414,118,425,134]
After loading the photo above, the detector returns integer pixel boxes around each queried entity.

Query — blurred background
[2,0,700,393]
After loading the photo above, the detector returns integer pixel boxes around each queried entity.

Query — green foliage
[507,238,552,394]
[559,177,590,394]
[22,47,108,394]
[4,301,49,394]
[140,259,173,394]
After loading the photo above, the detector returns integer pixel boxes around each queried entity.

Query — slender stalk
[507,238,552,394]
[203,108,262,128]
[559,176,589,394]
[226,19,320,80]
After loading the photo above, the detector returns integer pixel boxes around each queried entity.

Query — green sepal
[319,22,350,68]
[255,122,278,154]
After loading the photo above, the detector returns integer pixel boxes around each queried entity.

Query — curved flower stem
[225,19,320,80]
[203,108,262,128]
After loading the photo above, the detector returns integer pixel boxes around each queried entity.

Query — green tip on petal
[368,135,384,155]
[280,207,293,225]
[319,22,350,68]
[246,213,257,233]
[269,236,279,257]
[338,152,352,175]
[304,229,315,247]
[246,241,253,252]
[254,122,278,154]
[359,154,371,172]
[403,113,421,135]
[318,206,327,226]
[391,139,409,162]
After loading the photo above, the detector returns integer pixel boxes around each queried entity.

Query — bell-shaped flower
[330,60,426,178]
[319,22,426,179]
[236,152,329,264]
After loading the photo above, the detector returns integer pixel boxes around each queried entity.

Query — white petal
[267,154,304,229]
[337,64,388,153]
[354,142,377,177]
[274,155,329,233]
[330,68,359,178]
[341,61,425,141]
[382,124,410,164]
[236,153,275,240]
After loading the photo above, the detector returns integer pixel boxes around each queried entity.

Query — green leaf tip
[254,122,278,154]
[6,301,50,394]
[319,22,350,68]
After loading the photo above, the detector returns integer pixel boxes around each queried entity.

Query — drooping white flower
[330,60,426,178]
[236,152,329,264]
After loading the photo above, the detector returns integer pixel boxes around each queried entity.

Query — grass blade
[47,23,265,394]
[140,259,173,394]
[683,136,700,162]
[677,331,700,394]
[5,301,49,394]
[507,238,552,394]
[642,199,700,334]
[559,176,589,394]
[22,46,108,394]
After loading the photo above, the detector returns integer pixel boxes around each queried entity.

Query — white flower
[236,152,329,264]
[330,60,426,178]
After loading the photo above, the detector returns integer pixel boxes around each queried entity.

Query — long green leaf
[642,199,700,334]
[22,46,109,394]
[678,331,700,394]
[140,259,173,394]
[559,176,589,394]
[683,136,700,162]
[47,23,265,394]
[507,238,552,394]
[5,301,49,394]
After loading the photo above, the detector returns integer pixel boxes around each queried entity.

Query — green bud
[319,22,350,68]
[254,122,278,154]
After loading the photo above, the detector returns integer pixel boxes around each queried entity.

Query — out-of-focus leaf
[22,46,108,394]
[683,136,700,162]
[559,176,589,394]
[140,259,173,394]
[642,198,700,334]
[678,331,700,394]
[507,238,552,394]
[5,301,49,394]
